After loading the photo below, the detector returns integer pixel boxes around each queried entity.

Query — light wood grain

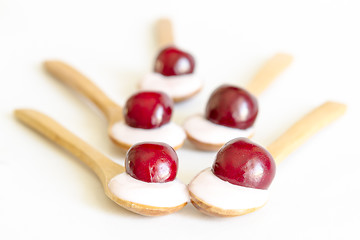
[189,101,346,216]
[267,101,347,165]
[14,109,124,187]
[15,109,187,216]
[189,191,265,217]
[44,60,123,125]
[245,53,293,97]
[156,18,174,49]
[185,131,254,152]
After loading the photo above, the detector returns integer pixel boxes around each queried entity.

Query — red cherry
[154,46,195,76]
[125,142,178,183]
[124,91,173,129]
[205,85,258,130]
[212,138,276,190]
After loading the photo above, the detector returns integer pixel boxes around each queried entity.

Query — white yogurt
[188,168,269,210]
[183,115,255,145]
[111,121,186,148]
[139,72,202,99]
[108,173,189,208]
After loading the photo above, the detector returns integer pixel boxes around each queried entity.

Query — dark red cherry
[205,85,258,130]
[212,138,276,190]
[125,142,178,183]
[154,46,195,76]
[124,91,173,129]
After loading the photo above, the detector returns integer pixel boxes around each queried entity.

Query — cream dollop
[188,168,269,210]
[111,121,186,148]
[183,115,255,145]
[108,173,189,208]
[139,73,202,99]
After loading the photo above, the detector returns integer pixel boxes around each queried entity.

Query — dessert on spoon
[188,101,346,217]
[15,109,189,216]
[43,61,186,150]
[109,142,188,212]
[139,18,202,102]
[184,53,293,151]
[112,91,185,149]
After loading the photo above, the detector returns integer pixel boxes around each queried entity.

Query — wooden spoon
[245,52,293,97]
[14,109,187,216]
[139,18,202,102]
[184,53,293,151]
[189,101,347,216]
[43,61,184,151]
[156,18,174,50]
[156,19,293,100]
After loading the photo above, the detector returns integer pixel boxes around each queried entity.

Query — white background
[1,0,360,239]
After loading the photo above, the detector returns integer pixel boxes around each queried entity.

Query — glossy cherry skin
[212,138,276,190]
[154,46,195,76]
[124,91,173,129]
[205,85,258,130]
[125,142,178,183]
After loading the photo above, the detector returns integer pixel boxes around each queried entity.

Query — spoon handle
[14,109,125,186]
[44,60,122,122]
[157,18,174,49]
[246,53,293,97]
[267,101,346,165]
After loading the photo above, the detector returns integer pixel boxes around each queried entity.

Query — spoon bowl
[188,101,347,216]
[184,53,293,151]
[15,109,187,216]
[189,191,266,217]
[43,60,185,151]
[139,18,203,102]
